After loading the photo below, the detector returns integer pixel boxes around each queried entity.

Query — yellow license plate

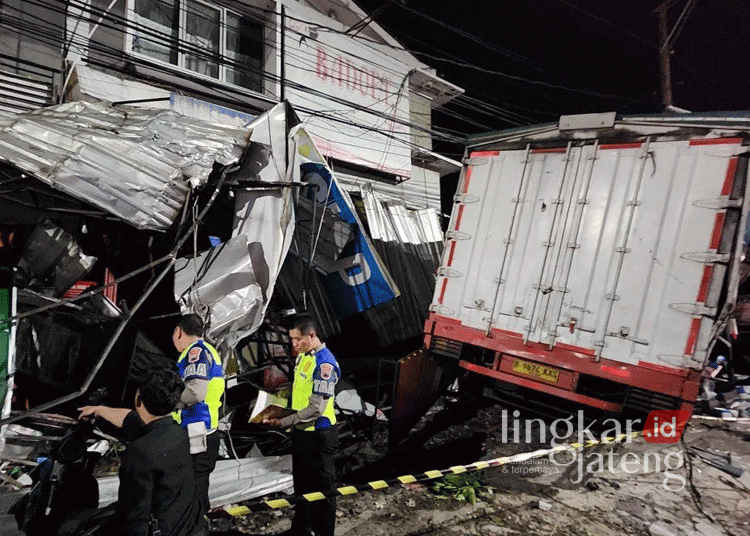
[512,359,560,384]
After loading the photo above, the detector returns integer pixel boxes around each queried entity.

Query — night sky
[355,0,750,153]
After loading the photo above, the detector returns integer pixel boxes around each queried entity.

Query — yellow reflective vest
[291,349,339,431]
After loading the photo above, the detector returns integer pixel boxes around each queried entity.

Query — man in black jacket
[80,369,206,536]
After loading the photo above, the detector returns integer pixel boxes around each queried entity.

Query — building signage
[300,161,399,316]
[285,6,417,178]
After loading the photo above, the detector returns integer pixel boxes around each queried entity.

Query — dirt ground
[216,402,750,536]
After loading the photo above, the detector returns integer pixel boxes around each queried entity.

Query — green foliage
[431,473,493,505]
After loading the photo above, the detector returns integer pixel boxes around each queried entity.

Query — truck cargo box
[426,112,750,414]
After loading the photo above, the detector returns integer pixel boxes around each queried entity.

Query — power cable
[182,0,583,122]
[662,0,697,52]
[8,2,458,137]
[553,0,658,50]
[28,0,556,129]
[270,0,645,114]
[385,0,639,101]
[345,2,390,37]
[2,0,565,147]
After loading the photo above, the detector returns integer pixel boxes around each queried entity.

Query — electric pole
[656,1,673,109]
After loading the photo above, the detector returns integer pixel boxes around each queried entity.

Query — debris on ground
[205,398,750,536]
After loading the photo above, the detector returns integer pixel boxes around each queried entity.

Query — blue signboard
[301,163,398,316]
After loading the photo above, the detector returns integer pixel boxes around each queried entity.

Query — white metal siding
[434,139,743,370]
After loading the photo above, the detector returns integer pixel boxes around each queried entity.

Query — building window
[132,0,179,65]
[130,0,264,93]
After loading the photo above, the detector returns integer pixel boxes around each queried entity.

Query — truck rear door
[435,137,745,370]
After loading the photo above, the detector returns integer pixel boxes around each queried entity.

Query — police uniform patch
[301,359,313,374]
[319,363,333,380]
[188,347,202,363]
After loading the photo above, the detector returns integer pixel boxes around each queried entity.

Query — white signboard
[284,6,417,178]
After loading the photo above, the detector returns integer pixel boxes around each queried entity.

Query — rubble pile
[699,353,750,419]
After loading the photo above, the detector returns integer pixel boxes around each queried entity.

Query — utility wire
[661,0,697,52]
[169,0,590,121]
[385,0,639,101]
[251,0,643,111]
[554,0,658,50]
[2,0,563,145]
[2,7,462,144]
[67,0,577,123]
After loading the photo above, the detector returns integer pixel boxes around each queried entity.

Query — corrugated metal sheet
[362,190,443,346]
[277,250,342,340]
[336,166,442,212]
[0,101,250,230]
[276,182,443,346]
[97,456,293,508]
[0,69,53,114]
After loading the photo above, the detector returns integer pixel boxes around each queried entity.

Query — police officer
[172,314,225,519]
[264,315,340,536]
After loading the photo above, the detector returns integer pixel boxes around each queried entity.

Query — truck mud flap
[389,349,459,449]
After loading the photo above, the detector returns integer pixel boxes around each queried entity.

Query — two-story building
[0,0,462,211]
[1,0,464,347]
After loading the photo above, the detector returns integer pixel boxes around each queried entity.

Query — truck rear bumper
[426,313,701,413]
[459,359,624,412]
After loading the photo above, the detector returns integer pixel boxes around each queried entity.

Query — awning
[0,101,251,231]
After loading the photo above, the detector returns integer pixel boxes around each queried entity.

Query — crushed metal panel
[295,197,352,273]
[71,65,171,109]
[0,101,250,230]
[277,251,342,340]
[277,124,404,337]
[207,456,293,508]
[12,295,171,408]
[175,103,297,348]
[16,220,96,297]
[97,455,293,508]
[415,207,444,245]
[174,235,265,346]
[301,161,399,315]
[291,157,399,316]
[335,167,443,212]
[389,349,459,449]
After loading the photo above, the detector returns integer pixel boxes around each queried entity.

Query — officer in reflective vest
[172,314,225,520]
[264,315,340,536]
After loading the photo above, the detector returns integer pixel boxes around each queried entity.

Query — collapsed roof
[0,101,250,231]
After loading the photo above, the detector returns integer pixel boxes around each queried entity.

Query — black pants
[192,431,220,517]
[61,505,208,536]
[290,427,338,536]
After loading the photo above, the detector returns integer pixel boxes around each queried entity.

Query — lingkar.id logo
[642,410,692,444]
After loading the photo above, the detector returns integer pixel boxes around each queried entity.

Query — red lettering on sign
[349,66,362,91]
[314,45,395,106]
[359,68,368,96]
[334,55,346,87]
[316,48,328,81]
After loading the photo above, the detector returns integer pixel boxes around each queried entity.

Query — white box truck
[425,112,750,415]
